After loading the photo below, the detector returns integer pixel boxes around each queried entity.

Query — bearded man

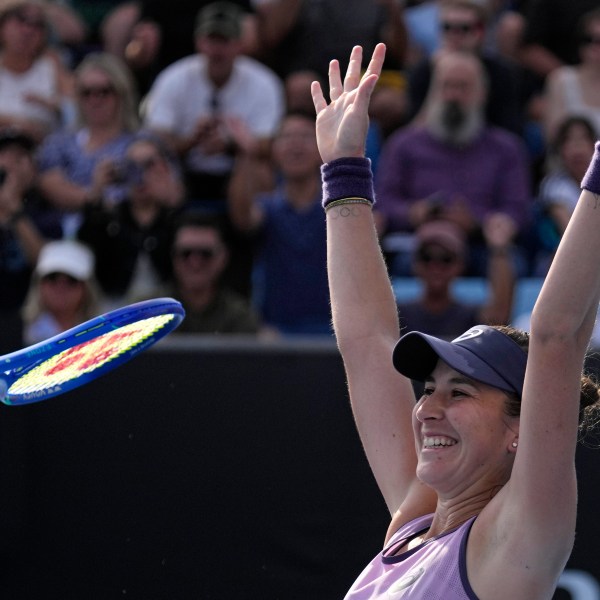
[375,51,531,276]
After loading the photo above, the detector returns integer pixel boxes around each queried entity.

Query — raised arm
[478,213,516,326]
[481,145,600,588]
[515,147,600,492]
[227,151,271,233]
[312,45,436,519]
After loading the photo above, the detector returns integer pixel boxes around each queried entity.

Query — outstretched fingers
[343,45,363,93]
[350,44,386,116]
[311,80,327,114]
[328,58,343,102]
[363,43,386,82]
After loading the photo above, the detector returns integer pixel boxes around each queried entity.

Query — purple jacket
[374,125,531,233]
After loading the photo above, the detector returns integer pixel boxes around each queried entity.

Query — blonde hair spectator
[74,52,140,132]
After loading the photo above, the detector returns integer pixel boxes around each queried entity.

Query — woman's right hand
[311,43,385,164]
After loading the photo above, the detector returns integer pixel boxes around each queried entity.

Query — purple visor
[392,325,527,396]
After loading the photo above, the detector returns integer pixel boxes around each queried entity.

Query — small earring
[511,440,518,448]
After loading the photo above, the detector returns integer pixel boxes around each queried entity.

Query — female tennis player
[312,43,600,599]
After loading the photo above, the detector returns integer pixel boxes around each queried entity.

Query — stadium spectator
[21,238,101,344]
[398,218,515,340]
[543,7,600,141]
[115,0,258,95]
[533,116,597,275]
[407,0,524,134]
[376,51,531,276]
[76,134,184,308]
[228,111,330,334]
[0,0,74,142]
[168,211,260,334]
[36,51,140,238]
[143,1,284,207]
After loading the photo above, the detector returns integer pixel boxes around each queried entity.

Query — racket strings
[9,314,175,394]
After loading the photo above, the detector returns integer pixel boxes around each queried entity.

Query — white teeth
[423,436,457,448]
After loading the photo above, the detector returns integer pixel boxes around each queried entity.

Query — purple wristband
[581,142,600,195]
[321,157,375,208]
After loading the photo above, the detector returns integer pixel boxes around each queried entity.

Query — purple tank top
[344,513,480,599]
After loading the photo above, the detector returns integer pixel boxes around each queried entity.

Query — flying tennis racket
[0,297,184,406]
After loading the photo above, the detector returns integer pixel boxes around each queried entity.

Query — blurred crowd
[0,0,599,348]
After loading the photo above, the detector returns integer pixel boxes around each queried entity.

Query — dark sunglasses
[78,85,116,99]
[441,21,479,34]
[10,10,45,30]
[417,249,457,265]
[41,272,82,285]
[174,246,219,261]
[581,34,600,46]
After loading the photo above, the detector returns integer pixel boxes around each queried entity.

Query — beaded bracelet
[324,197,373,212]
[582,141,600,195]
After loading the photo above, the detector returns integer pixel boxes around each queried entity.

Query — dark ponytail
[493,325,600,437]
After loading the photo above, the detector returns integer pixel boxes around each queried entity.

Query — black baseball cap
[392,325,527,396]
[195,2,243,39]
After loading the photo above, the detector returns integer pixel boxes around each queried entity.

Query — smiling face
[172,224,228,293]
[412,360,518,497]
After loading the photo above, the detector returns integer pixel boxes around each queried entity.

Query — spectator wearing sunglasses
[543,8,600,142]
[21,238,102,345]
[76,134,185,309]
[0,0,75,143]
[168,211,260,334]
[407,0,524,135]
[36,52,140,238]
[398,217,515,340]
